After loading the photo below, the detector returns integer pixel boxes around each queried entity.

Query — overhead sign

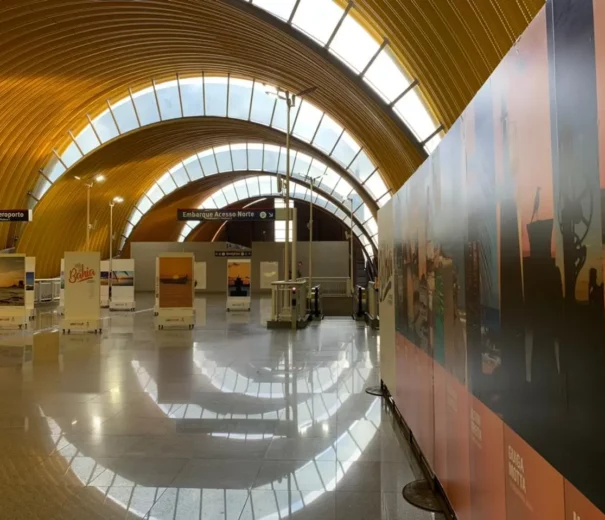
[0,210,32,222]
[215,251,252,258]
[178,209,275,221]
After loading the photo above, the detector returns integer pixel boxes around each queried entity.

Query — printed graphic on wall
[112,270,134,286]
[25,272,34,291]
[158,256,193,308]
[0,255,25,306]
[227,261,251,297]
[380,0,605,517]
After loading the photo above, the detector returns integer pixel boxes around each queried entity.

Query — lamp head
[95,174,106,183]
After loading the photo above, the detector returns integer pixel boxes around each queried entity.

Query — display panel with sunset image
[158,257,193,308]
[227,261,251,297]
[0,256,25,306]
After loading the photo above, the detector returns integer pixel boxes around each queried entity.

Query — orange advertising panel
[414,346,435,468]
[433,361,448,494]
[565,481,605,520]
[469,396,506,520]
[158,256,194,308]
[444,372,472,520]
[504,426,564,520]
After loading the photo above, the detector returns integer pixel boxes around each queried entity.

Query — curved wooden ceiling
[0,0,425,251]
[2,0,543,266]
[346,0,544,127]
[17,119,366,276]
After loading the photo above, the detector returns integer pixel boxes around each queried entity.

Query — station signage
[178,209,275,221]
[215,251,252,258]
[0,210,32,222]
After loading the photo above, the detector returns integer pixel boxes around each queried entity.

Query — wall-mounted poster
[62,251,101,333]
[260,261,279,290]
[195,262,207,291]
[158,254,194,309]
[110,258,135,311]
[227,259,251,311]
[100,260,109,308]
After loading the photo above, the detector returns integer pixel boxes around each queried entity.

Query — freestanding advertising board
[0,254,28,329]
[25,257,35,321]
[155,253,195,329]
[109,258,135,311]
[100,260,110,308]
[59,259,65,314]
[227,259,251,311]
[61,251,102,334]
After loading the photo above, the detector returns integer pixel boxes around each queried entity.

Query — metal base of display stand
[110,301,136,311]
[61,318,102,334]
[267,316,310,329]
[156,309,195,330]
[0,313,29,330]
[227,297,251,312]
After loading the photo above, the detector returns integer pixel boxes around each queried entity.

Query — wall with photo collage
[380,0,605,518]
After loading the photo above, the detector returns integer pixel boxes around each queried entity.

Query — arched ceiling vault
[17,119,374,276]
[125,172,375,255]
[0,0,428,250]
[2,0,544,260]
[337,0,545,127]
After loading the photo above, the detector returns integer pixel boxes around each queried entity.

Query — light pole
[305,172,325,292]
[109,196,123,302]
[265,85,317,280]
[76,174,105,251]
[348,197,354,295]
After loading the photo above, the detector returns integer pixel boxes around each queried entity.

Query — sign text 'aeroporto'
[177,209,275,221]
[0,210,32,222]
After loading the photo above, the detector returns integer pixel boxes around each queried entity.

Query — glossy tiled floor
[0,295,444,520]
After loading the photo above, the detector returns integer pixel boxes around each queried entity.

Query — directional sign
[177,209,275,221]
[215,251,252,258]
[0,210,32,222]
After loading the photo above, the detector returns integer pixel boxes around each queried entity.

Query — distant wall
[379,0,605,518]
[131,241,349,293]
[131,242,229,292]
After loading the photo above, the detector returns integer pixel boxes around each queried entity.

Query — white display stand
[59,259,65,315]
[0,253,29,330]
[195,261,207,291]
[109,258,136,311]
[100,260,110,308]
[155,253,195,330]
[226,258,251,312]
[61,251,102,334]
[25,257,35,321]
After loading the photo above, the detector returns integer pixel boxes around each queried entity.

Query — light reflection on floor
[0,294,443,520]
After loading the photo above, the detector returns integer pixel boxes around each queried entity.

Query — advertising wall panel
[378,198,395,392]
[380,0,605,517]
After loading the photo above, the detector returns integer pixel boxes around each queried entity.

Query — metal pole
[86,183,91,251]
[350,199,354,295]
[285,92,292,281]
[309,179,313,291]
[109,202,114,303]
